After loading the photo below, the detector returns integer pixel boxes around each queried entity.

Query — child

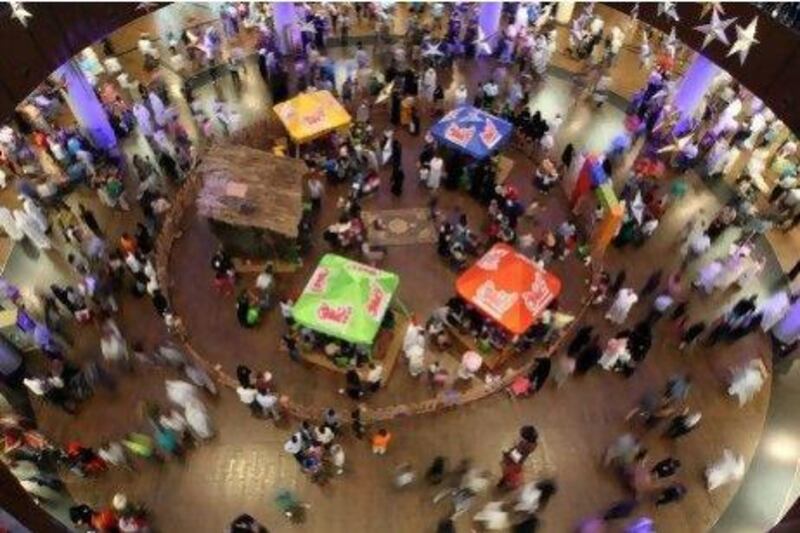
[371,428,392,455]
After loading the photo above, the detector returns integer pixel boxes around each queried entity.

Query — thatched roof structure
[195,144,307,238]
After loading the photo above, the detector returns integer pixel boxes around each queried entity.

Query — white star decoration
[657,135,693,154]
[727,16,759,65]
[694,10,737,49]
[9,2,32,27]
[657,2,679,22]
[374,80,395,105]
[135,2,157,11]
[421,42,444,59]
[474,27,493,56]
[298,20,316,35]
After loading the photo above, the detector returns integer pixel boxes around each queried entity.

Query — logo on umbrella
[480,120,501,149]
[521,274,553,315]
[444,124,475,147]
[366,284,387,319]
[317,303,353,326]
[474,281,518,318]
[476,246,509,271]
[308,267,330,293]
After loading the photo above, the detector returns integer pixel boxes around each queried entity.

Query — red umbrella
[456,244,561,335]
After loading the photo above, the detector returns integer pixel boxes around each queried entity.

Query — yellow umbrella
[273,90,352,144]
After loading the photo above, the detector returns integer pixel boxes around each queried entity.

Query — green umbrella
[292,254,399,345]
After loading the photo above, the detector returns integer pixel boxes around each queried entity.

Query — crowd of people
[0,2,797,533]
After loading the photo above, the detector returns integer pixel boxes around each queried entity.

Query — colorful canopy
[292,254,399,345]
[273,90,352,144]
[456,243,562,335]
[430,105,513,159]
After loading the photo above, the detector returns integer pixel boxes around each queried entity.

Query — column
[555,1,576,24]
[478,2,503,51]
[673,53,721,119]
[273,3,299,55]
[56,60,116,150]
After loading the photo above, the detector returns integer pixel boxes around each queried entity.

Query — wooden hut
[195,144,307,262]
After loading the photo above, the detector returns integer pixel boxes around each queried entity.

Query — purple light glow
[479,2,503,46]
[673,53,720,119]
[774,299,800,344]
[57,60,116,150]
[273,3,300,54]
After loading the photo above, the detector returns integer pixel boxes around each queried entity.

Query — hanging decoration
[474,27,493,57]
[657,2,680,22]
[694,10,737,48]
[727,16,759,65]
[657,135,693,154]
[9,2,32,27]
[700,2,725,19]
[421,42,444,59]
[297,20,316,36]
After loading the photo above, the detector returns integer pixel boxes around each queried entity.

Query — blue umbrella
[430,105,514,160]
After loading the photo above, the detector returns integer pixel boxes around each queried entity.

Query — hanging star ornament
[474,27,493,57]
[657,135,693,154]
[9,2,32,27]
[421,42,444,59]
[657,2,680,22]
[297,20,316,35]
[727,16,759,65]
[700,2,725,19]
[694,10,737,49]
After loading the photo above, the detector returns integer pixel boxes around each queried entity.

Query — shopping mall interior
[1,2,800,532]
